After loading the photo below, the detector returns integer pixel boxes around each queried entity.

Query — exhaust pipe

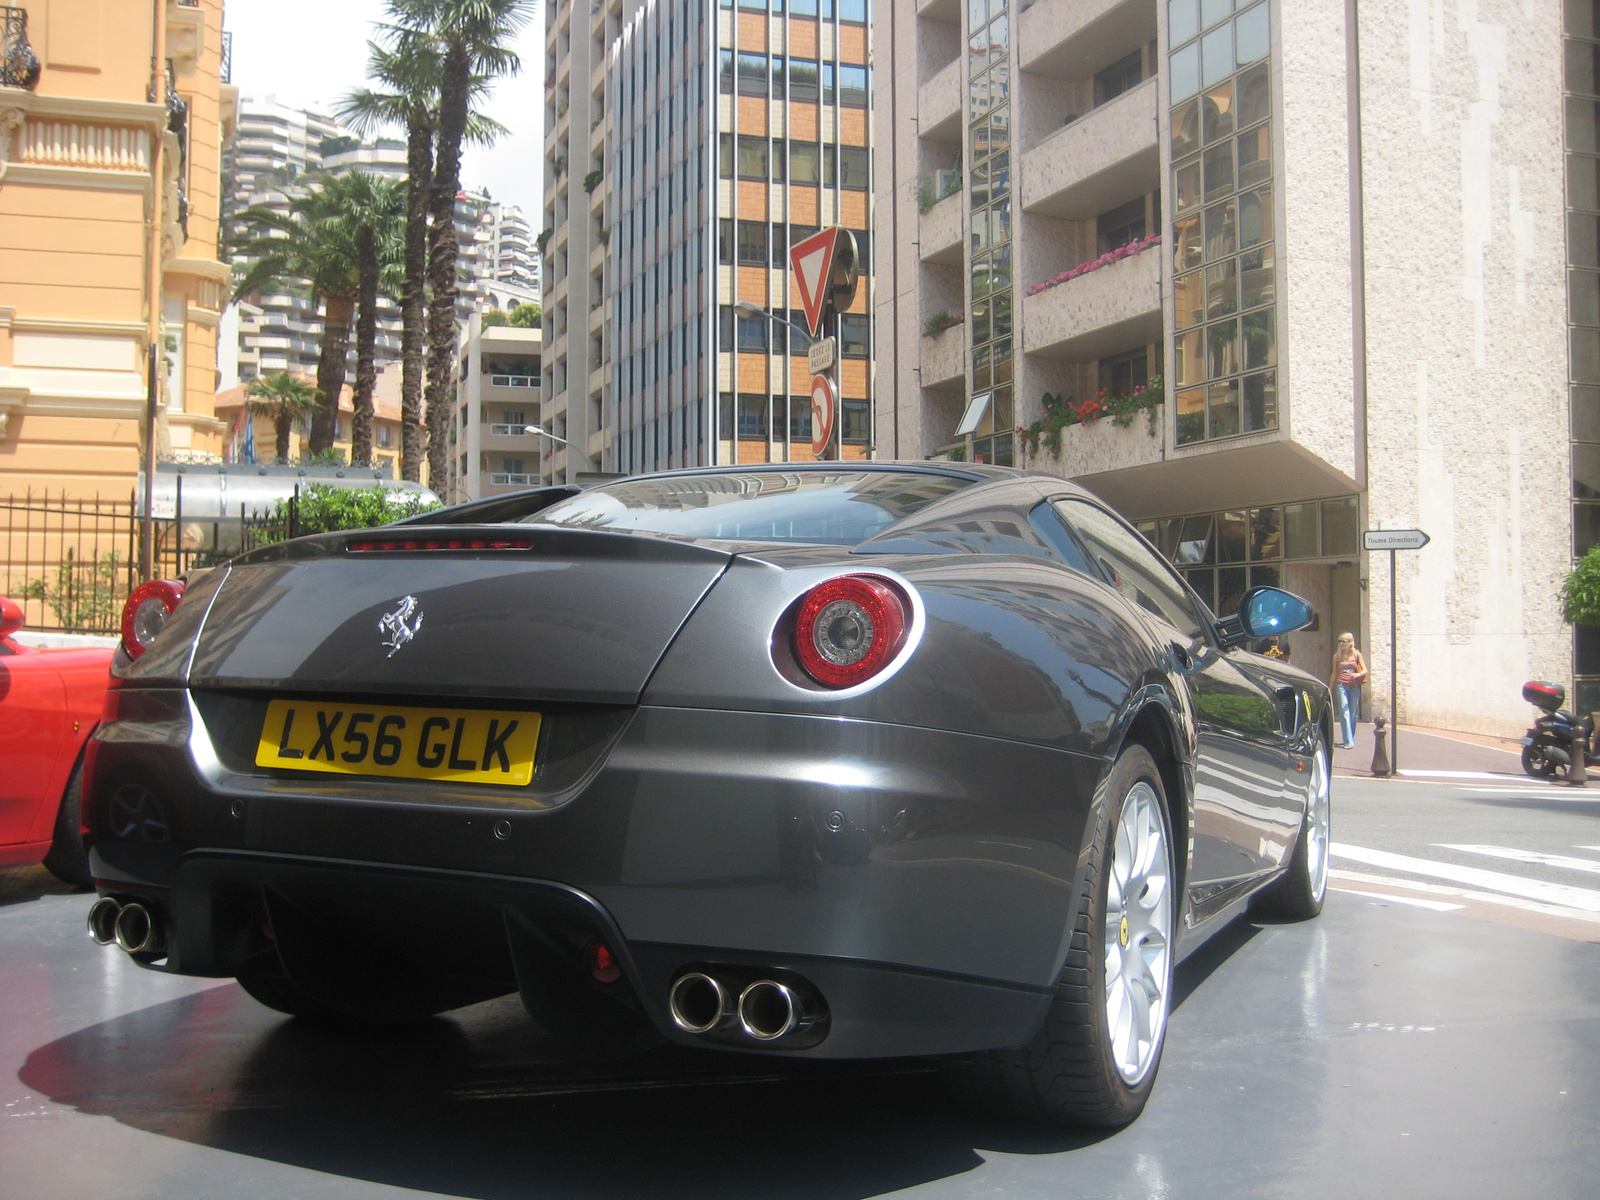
[668,972,728,1034]
[738,980,801,1041]
[86,897,121,945]
[113,902,164,956]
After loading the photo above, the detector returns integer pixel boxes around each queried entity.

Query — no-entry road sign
[1363,528,1431,552]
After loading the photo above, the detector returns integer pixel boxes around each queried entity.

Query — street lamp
[523,423,571,448]
[733,299,811,345]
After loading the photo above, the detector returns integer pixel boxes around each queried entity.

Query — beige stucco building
[0,0,235,498]
[876,0,1577,736]
[448,315,543,504]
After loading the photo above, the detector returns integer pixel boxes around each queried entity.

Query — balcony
[1019,76,1158,220]
[489,473,535,486]
[918,187,962,265]
[487,374,539,390]
[1019,0,1158,81]
[488,423,533,436]
[920,326,964,390]
[918,56,961,145]
[1022,404,1165,480]
[1022,242,1161,362]
[917,0,959,18]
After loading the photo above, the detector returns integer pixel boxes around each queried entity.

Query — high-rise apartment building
[541,0,874,485]
[447,313,543,504]
[876,0,1573,736]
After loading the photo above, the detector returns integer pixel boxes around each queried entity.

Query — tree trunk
[275,410,292,464]
[424,43,471,493]
[311,293,355,456]
[352,223,378,468]
[401,115,432,484]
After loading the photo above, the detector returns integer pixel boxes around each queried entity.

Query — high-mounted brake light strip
[345,537,534,552]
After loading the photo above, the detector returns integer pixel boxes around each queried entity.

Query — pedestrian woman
[1330,632,1367,748]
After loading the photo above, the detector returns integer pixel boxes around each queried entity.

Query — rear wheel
[1252,732,1330,920]
[42,759,92,890]
[236,965,465,1026]
[1522,745,1559,778]
[947,744,1175,1127]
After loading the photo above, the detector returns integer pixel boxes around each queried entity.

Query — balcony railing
[488,423,531,436]
[221,31,233,84]
[489,374,538,388]
[2,7,40,91]
[489,473,534,486]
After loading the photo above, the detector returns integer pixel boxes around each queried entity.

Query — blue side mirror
[1239,586,1314,638]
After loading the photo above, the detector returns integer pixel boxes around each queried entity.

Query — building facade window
[1169,0,1275,445]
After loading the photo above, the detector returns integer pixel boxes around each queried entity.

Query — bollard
[1370,714,1392,778]
[1568,738,1589,787]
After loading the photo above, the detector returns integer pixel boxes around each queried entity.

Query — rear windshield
[527,470,971,545]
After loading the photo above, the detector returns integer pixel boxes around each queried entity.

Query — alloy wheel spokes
[1103,779,1172,1085]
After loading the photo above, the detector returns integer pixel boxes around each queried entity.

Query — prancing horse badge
[378,595,423,658]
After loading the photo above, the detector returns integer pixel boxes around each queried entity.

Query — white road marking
[1396,770,1520,780]
[1435,844,1600,876]
[1332,887,1465,912]
[1329,843,1600,912]
[1329,869,1600,926]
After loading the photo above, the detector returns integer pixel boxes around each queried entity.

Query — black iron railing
[1,6,40,91]
[221,30,232,84]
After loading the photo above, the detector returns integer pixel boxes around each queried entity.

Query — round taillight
[792,575,910,689]
[120,579,185,660]
[585,940,622,984]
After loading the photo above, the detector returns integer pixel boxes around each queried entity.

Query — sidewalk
[1331,721,1530,781]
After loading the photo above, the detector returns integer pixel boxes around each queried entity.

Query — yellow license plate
[255,700,541,787]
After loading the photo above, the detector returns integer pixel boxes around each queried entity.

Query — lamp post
[524,424,571,483]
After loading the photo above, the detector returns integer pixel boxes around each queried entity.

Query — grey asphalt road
[3,773,1599,1200]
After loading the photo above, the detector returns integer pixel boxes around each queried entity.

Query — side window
[1054,499,1208,638]
[1027,502,1095,576]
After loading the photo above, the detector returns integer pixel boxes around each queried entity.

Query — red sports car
[0,595,112,886]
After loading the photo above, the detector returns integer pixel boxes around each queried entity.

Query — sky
[225,0,545,217]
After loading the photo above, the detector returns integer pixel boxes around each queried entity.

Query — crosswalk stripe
[1332,886,1465,912]
[1329,843,1600,912]
[1329,868,1600,925]
[1397,770,1519,780]
[1435,844,1600,876]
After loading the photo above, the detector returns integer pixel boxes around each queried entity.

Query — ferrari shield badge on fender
[378,595,423,658]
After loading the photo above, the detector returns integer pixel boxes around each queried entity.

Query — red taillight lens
[792,574,910,689]
[120,579,185,660]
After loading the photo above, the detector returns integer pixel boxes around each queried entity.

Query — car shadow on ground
[0,865,81,909]
[18,926,1252,1200]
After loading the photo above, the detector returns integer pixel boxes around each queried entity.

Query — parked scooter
[1521,681,1595,778]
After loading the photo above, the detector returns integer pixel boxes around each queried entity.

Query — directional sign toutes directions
[790,227,839,337]
[810,374,836,458]
[1363,528,1431,552]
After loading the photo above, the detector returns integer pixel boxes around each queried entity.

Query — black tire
[945,743,1176,1127]
[42,758,93,889]
[1251,731,1330,921]
[1522,745,1559,778]
[236,962,483,1026]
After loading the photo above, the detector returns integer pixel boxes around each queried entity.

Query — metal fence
[1,490,288,635]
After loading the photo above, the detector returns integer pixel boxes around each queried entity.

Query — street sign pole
[1362,528,1431,776]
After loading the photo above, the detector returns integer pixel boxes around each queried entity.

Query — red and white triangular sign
[790,227,839,338]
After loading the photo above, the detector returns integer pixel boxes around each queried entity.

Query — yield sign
[790,227,839,337]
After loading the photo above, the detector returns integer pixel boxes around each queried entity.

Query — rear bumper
[87,691,1103,1057]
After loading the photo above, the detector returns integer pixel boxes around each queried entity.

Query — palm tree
[245,372,323,464]
[324,172,405,467]
[390,0,532,488]
[233,183,362,455]
[339,25,509,485]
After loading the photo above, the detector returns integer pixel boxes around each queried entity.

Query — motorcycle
[1521,680,1595,778]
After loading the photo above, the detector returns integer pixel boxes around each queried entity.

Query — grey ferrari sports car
[84,462,1331,1127]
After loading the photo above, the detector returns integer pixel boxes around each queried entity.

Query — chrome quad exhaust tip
[86,897,121,946]
[112,902,165,956]
[668,971,729,1034]
[738,980,803,1041]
